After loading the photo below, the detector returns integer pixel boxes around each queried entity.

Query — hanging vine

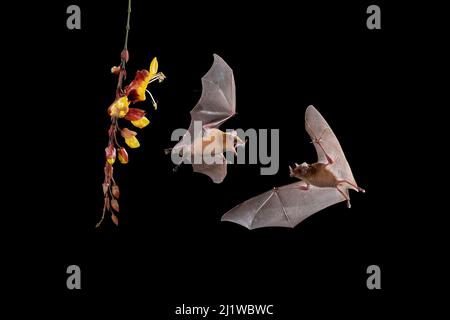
[97,0,166,227]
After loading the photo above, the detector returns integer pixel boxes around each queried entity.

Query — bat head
[290,162,310,178]
[224,130,245,153]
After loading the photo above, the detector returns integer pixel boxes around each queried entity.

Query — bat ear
[289,165,294,176]
[295,163,299,167]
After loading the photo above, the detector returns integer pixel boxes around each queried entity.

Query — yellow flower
[121,128,140,148]
[131,116,150,129]
[125,136,140,148]
[125,57,163,104]
[108,96,130,118]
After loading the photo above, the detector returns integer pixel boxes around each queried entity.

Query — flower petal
[120,128,137,138]
[149,57,158,77]
[108,96,130,118]
[124,108,146,121]
[131,116,150,129]
[125,136,140,148]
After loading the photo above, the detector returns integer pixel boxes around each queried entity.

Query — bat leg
[336,187,351,208]
[337,180,365,193]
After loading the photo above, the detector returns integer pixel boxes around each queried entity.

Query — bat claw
[347,201,351,208]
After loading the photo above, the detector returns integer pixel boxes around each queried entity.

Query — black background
[9,0,429,317]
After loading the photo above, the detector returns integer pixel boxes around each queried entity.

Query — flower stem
[124,0,132,50]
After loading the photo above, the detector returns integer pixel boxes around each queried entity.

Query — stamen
[145,89,158,109]
[148,72,166,84]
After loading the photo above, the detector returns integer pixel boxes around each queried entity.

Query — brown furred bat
[167,54,244,183]
[221,105,365,229]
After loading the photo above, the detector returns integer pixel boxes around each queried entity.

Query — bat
[167,54,244,183]
[221,105,365,229]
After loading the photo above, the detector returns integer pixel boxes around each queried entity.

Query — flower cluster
[97,53,166,228]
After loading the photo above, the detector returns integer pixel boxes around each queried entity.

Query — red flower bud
[105,195,111,211]
[111,213,119,226]
[105,145,116,165]
[111,199,119,212]
[104,163,113,179]
[112,184,120,199]
[117,148,129,164]
[121,49,129,63]
[124,108,146,121]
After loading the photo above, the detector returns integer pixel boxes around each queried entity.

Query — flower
[125,57,162,104]
[124,107,150,128]
[121,128,140,148]
[124,108,146,121]
[117,147,129,164]
[105,145,116,164]
[131,116,150,129]
[108,96,130,118]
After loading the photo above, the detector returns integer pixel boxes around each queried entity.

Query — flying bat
[167,54,244,183]
[221,105,365,229]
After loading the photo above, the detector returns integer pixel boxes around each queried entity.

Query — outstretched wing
[305,105,357,189]
[174,54,236,151]
[189,54,236,129]
[221,181,345,229]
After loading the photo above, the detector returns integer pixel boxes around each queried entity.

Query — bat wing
[190,54,236,129]
[305,105,358,189]
[174,54,236,151]
[221,181,345,229]
[192,154,227,184]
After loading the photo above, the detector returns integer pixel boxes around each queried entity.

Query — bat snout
[289,165,294,177]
